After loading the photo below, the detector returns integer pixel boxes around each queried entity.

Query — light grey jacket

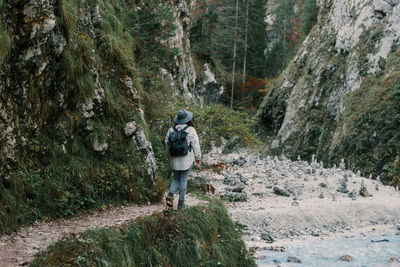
[165,124,201,171]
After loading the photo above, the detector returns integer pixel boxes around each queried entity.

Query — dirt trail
[0,195,204,267]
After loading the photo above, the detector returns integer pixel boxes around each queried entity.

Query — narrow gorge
[1,0,400,266]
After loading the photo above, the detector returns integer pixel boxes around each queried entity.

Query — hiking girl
[164,109,201,209]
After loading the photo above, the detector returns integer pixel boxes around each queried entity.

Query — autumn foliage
[237,77,269,96]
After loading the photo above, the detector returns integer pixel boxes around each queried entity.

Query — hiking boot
[166,195,174,208]
[178,199,185,210]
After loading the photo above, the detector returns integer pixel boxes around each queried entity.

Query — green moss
[0,0,10,64]
[32,201,255,267]
[0,0,177,234]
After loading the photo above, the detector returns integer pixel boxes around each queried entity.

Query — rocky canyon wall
[258,0,400,183]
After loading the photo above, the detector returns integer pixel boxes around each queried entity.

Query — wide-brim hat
[174,109,193,124]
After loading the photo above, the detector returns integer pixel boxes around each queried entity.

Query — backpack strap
[182,125,192,151]
[173,125,190,132]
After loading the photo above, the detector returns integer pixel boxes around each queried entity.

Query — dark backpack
[168,125,191,156]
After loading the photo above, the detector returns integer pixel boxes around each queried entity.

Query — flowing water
[257,234,400,267]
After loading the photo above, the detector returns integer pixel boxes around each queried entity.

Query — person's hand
[195,160,201,167]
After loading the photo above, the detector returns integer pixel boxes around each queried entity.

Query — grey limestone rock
[124,121,138,137]
[231,183,246,193]
[130,126,158,181]
[287,256,301,263]
[196,63,224,104]
[91,4,101,26]
[222,136,242,154]
[337,180,349,193]
[223,174,238,186]
[360,185,372,197]
[221,192,247,202]
[348,190,357,200]
[338,255,353,262]
[124,77,139,101]
[261,232,274,243]
[273,186,290,197]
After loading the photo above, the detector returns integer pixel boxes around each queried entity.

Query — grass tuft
[32,201,256,267]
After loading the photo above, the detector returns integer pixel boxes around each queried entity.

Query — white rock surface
[194,148,400,248]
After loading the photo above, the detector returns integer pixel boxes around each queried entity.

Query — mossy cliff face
[258,0,400,183]
[0,0,211,233]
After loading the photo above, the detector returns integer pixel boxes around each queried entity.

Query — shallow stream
[257,234,400,266]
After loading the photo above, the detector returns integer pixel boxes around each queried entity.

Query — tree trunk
[242,0,249,87]
[230,0,240,109]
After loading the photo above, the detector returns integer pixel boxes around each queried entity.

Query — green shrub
[32,201,255,267]
[156,100,261,152]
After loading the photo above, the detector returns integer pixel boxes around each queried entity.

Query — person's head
[174,109,193,125]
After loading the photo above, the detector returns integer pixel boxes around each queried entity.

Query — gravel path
[0,195,204,267]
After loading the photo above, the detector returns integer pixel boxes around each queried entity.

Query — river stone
[273,186,290,197]
[223,174,237,186]
[360,185,372,197]
[266,246,286,252]
[261,232,274,243]
[389,257,400,263]
[231,156,246,166]
[221,192,247,202]
[232,183,245,193]
[337,180,349,193]
[338,255,353,262]
[348,190,357,200]
[287,256,301,263]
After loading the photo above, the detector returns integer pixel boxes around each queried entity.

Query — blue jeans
[168,165,193,202]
